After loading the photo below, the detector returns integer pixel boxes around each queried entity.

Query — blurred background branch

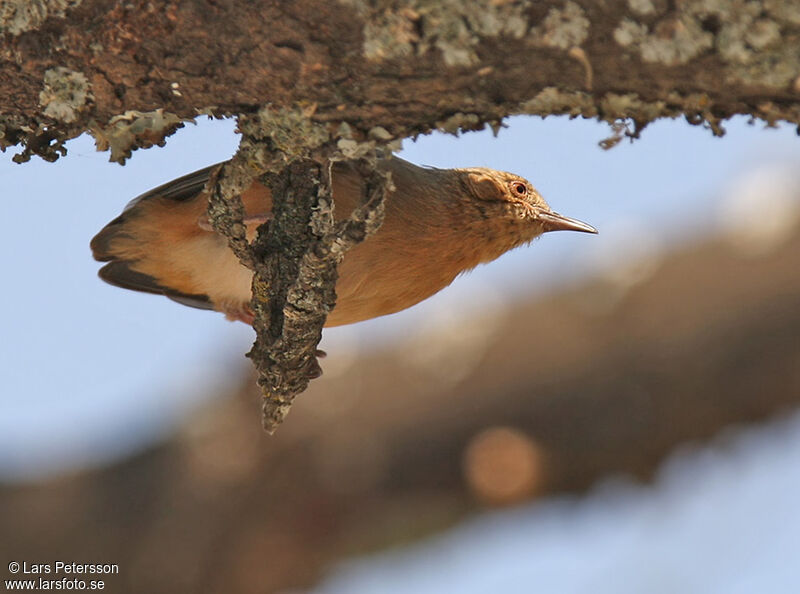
[3,209,798,592]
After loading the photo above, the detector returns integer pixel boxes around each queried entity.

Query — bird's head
[458,167,597,244]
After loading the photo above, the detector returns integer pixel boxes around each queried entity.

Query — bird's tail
[90,164,224,311]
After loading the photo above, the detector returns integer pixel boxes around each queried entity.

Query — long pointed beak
[538,211,598,234]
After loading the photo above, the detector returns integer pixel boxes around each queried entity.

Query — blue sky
[1,114,799,482]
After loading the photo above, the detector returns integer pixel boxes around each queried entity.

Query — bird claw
[307,349,327,379]
[306,356,323,379]
[221,302,255,325]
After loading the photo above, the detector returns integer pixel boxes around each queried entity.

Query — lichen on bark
[206,107,393,432]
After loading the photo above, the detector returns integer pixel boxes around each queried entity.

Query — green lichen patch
[518,87,598,118]
[600,92,666,122]
[335,122,402,160]
[89,109,188,164]
[764,0,800,25]
[615,0,800,88]
[627,0,658,16]
[350,0,530,66]
[39,67,92,124]
[244,104,329,157]
[223,104,332,174]
[517,88,739,147]
[362,9,420,60]
[435,112,481,134]
[614,16,713,66]
[530,0,590,50]
[0,0,81,35]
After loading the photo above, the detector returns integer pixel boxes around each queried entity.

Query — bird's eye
[511,181,527,196]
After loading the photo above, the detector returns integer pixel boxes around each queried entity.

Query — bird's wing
[122,162,223,213]
[91,164,226,311]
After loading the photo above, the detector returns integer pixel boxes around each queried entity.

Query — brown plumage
[91,156,596,326]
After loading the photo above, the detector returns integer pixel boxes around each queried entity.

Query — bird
[91,156,596,326]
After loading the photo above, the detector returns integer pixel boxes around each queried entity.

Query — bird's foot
[220,301,255,325]
[219,301,326,379]
[306,356,324,380]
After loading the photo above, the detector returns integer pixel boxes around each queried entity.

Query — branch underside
[1,0,799,163]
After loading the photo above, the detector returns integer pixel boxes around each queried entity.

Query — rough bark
[246,157,389,432]
[202,106,392,430]
[3,0,799,427]
[2,0,799,163]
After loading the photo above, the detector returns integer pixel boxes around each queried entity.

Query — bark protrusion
[206,126,392,432]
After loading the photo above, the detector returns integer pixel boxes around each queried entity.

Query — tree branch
[252,157,390,432]
[1,1,798,163]
[205,106,392,430]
